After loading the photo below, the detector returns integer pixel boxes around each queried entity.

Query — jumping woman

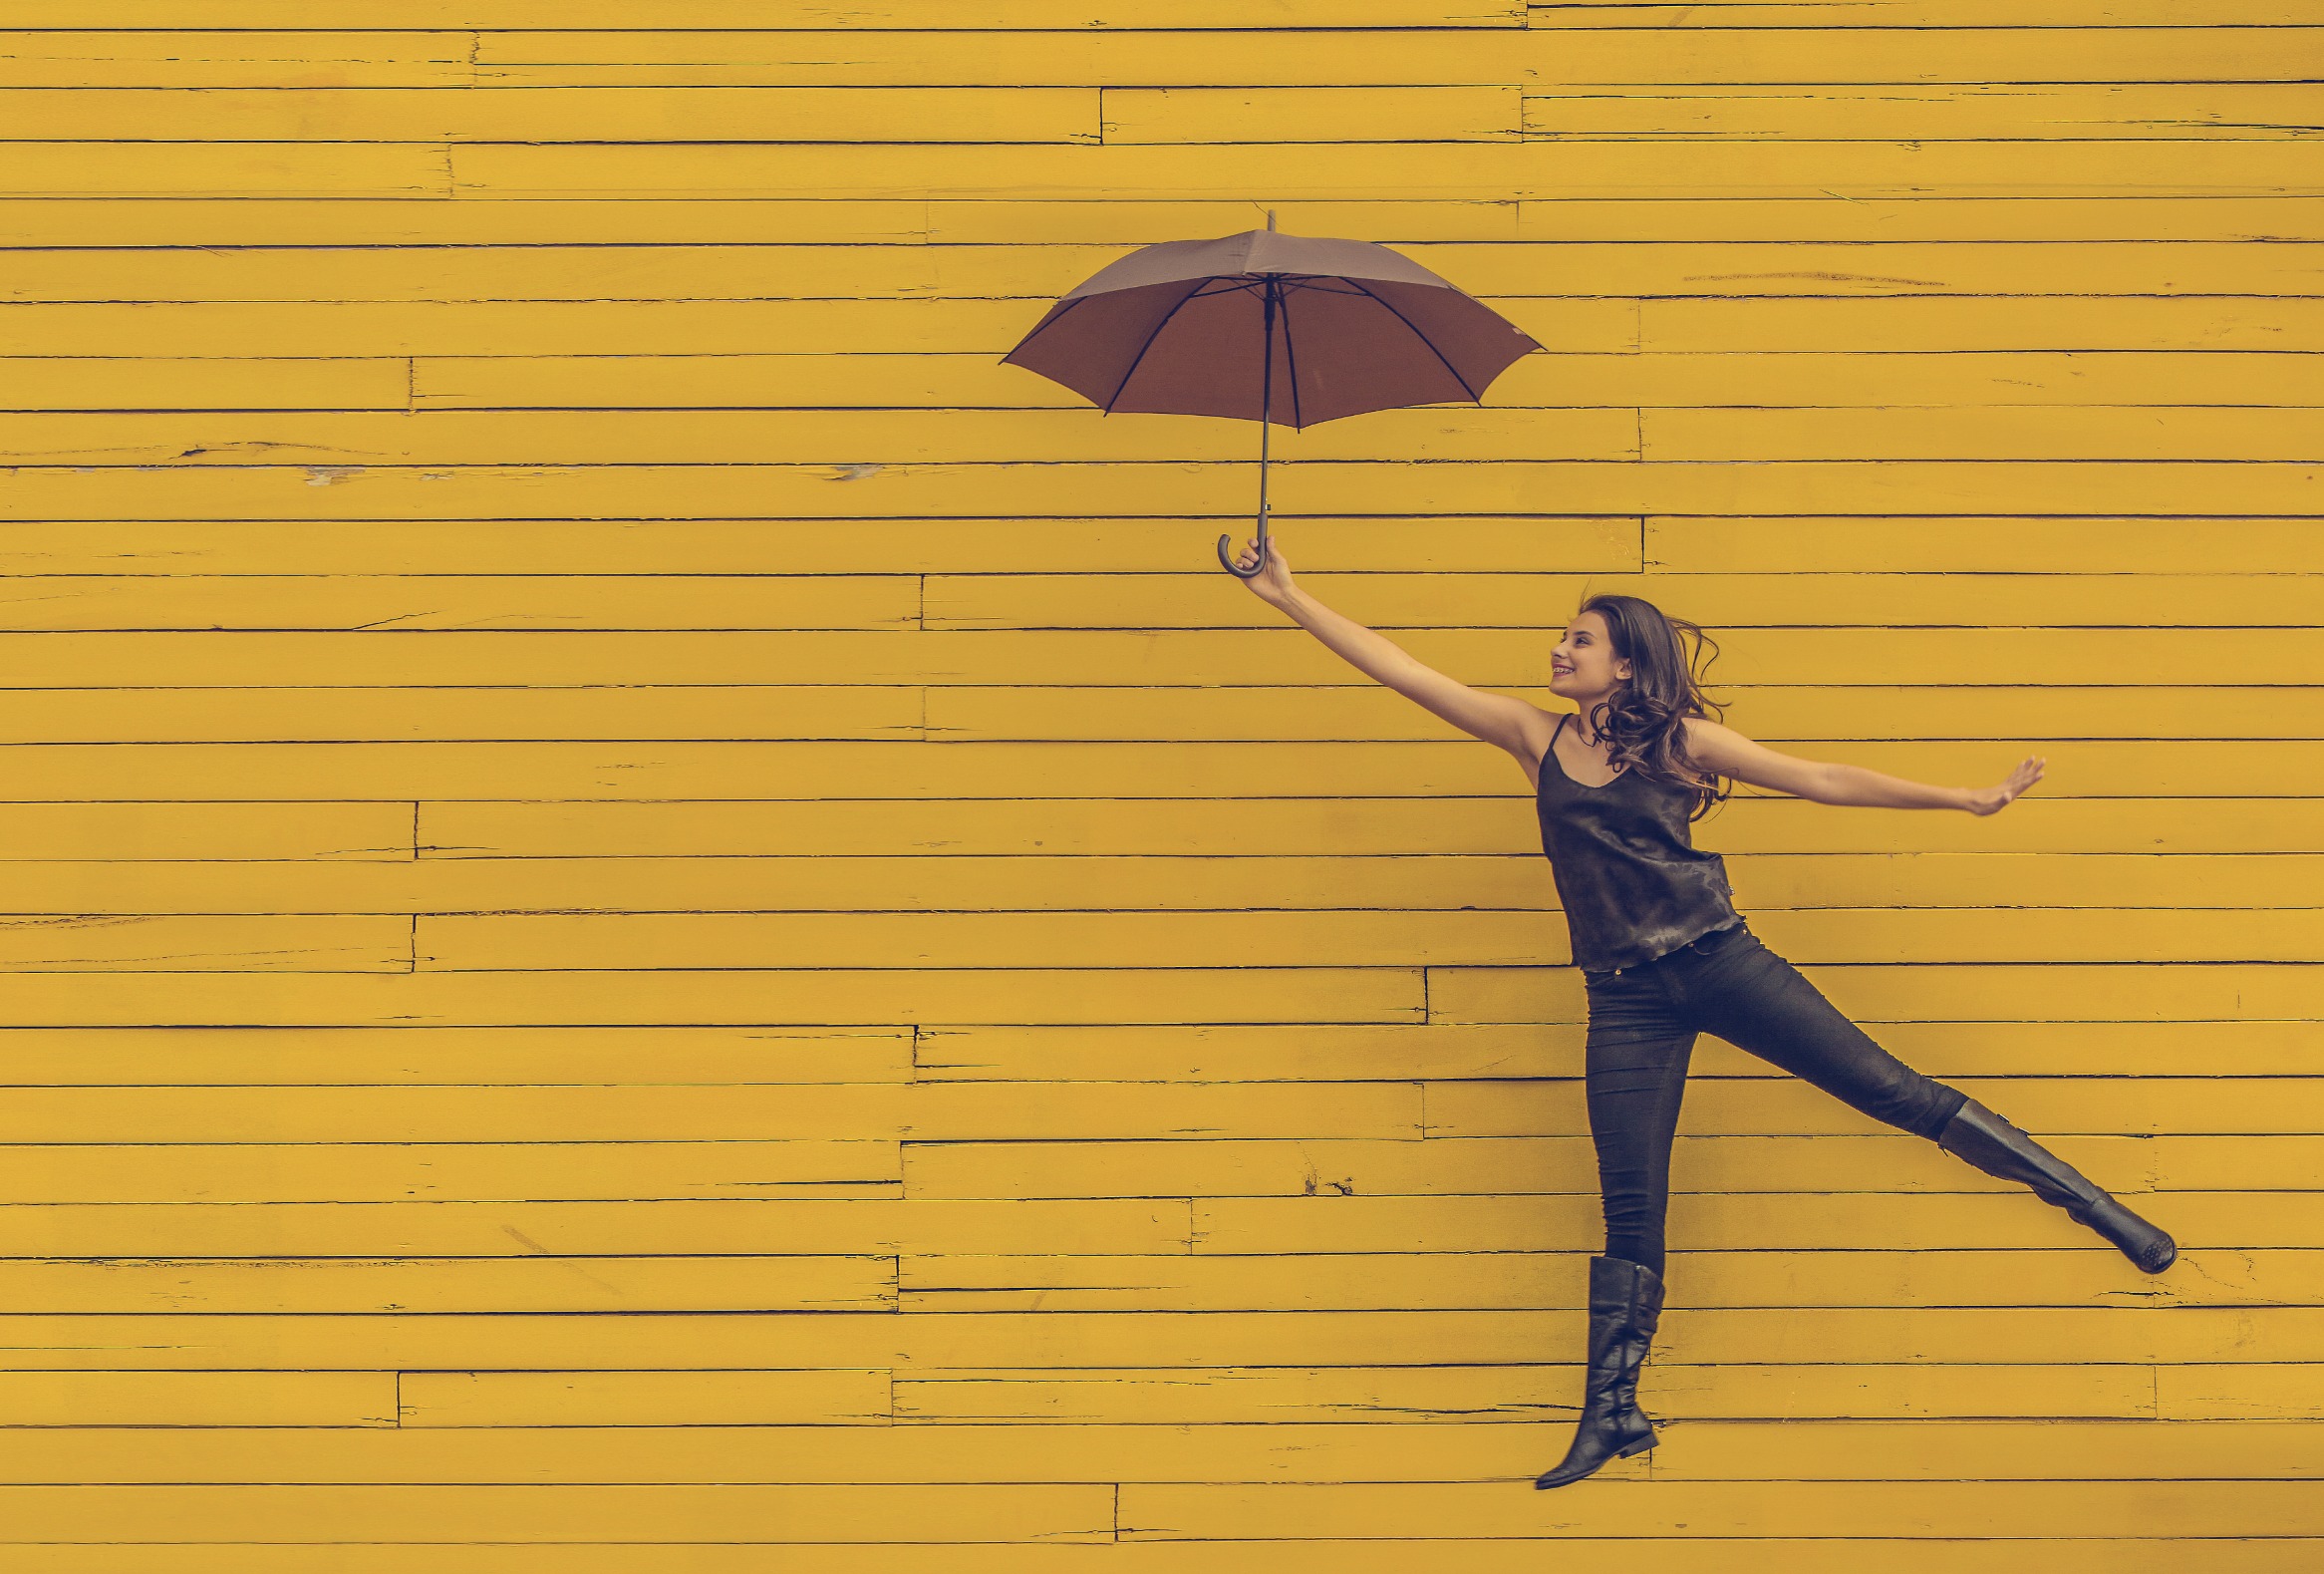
[1227,537,2177,1490]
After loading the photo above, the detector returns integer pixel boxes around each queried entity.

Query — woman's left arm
[1681,718,2043,816]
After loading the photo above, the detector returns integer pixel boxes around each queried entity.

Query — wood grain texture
[0,4,2312,1560]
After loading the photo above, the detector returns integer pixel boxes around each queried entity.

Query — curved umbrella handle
[1217,529,1270,579]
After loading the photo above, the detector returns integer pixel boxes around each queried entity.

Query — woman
[1226,537,2177,1490]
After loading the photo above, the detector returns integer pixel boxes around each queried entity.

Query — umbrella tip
[1266,209,1277,231]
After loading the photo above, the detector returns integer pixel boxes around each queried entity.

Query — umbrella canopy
[1003,220,1541,577]
[1004,225,1540,428]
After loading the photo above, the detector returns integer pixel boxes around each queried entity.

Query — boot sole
[1532,1431,1656,1490]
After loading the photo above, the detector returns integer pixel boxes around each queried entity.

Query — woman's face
[1549,610,1631,703]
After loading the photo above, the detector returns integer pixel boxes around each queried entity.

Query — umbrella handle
[1217,510,1271,579]
[1217,529,1273,581]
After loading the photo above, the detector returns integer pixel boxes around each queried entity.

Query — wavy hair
[1573,593,1733,821]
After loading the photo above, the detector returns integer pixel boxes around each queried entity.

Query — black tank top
[1535,712,1742,973]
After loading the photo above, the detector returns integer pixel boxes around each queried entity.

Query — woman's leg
[1536,973,1692,1490]
[1584,1016,1700,1279]
[1677,929,2174,1273]
[1676,930,1966,1141]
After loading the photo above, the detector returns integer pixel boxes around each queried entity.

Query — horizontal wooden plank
[19,297,2319,358]
[0,358,407,413]
[4,195,2319,247]
[0,688,921,743]
[924,568,2324,626]
[445,140,2324,201]
[0,1082,1411,1143]
[0,410,1645,467]
[1523,82,2324,141]
[0,88,1100,144]
[410,906,2322,969]
[0,802,408,860]
[428,795,2324,858]
[401,1369,891,1427]
[462,29,2324,88]
[8,461,2322,521]
[0,1305,2296,1371]
[1640,407,2324,461]
[2160,1364,2324,1420]
[0,737,2300,798]
[0,1534,2286,1571]
[902,1130,2324,1197]
[397,350,2324,412]
[1104,86,1522,144]
[0,576,915,632]
[927,686,2324,741]
[1648,515,2324,572]
[1636,1414,2324,1475]
[1186,1192,2280,1255]
[1526,5,2324,27]
[20,408,2324,466]
[11,1417,2324,1484]
[0,516,1639,575]
[0,1371,391,1427]
[0,916,406,972]
[0,966,1429,1027]
[0,31,473,91]
[1429,961,2324,1026]
[6,241,2319,303]
[1422,1075,2324,1138]
[0,1256,895,1314]
[0,2,2290,29]
[1116,1478,2324,1538]
[0,1199,1194,1257]
[0,1482,1113,1543]
[896,1362,2164,1423]
[0,1141,901,1204]
[0,851,2304,914]
[0,3,1528,27]
[0,575,925,632]
[898,1247,2324,1311]
[0,1188,2282,1260]
[0,144,447,198]
[0,1025,908,1084]
[910,1020,2324,1083]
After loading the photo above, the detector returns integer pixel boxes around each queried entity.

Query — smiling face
[1549,610,1632,707]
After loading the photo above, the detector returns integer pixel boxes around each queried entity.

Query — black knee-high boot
[1936,1098,2176,1274]
[1535,1255,1664,1489]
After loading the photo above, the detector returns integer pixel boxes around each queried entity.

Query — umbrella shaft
[1257,280,1276,544]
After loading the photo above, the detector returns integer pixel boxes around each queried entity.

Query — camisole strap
[1551,713,1569,745]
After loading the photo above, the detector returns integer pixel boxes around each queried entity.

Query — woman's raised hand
[1229,535,1298,604]
[1965,754,2045,815]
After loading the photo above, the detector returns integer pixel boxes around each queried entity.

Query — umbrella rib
[1343,279,1483,403]
[1277,281,1306,430]
[1103,279,1211,414]
[1001,294,1088,364]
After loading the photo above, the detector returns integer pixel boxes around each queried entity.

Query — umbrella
[1001,213,1542,578]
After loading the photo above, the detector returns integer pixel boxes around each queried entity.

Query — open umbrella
[1002,214,1542,578]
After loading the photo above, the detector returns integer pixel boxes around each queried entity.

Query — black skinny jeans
[1581,920,1969,1279]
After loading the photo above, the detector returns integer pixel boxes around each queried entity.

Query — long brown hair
[1573,593,1732,821]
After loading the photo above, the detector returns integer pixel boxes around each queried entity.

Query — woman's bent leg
[1680,934,1966,1141]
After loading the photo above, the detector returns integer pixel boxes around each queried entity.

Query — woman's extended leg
[1682,930,2174,1273]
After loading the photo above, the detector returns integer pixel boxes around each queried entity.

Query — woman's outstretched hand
[1965,754,2045,815]
[1229,535,1298,605]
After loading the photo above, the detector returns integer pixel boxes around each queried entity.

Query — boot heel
[1616,1433,1656,1458]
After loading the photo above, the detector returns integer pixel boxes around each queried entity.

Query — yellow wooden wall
[0,1,2317,1566]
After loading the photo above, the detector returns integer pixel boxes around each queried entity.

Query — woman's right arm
[1230,534,1554,766]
